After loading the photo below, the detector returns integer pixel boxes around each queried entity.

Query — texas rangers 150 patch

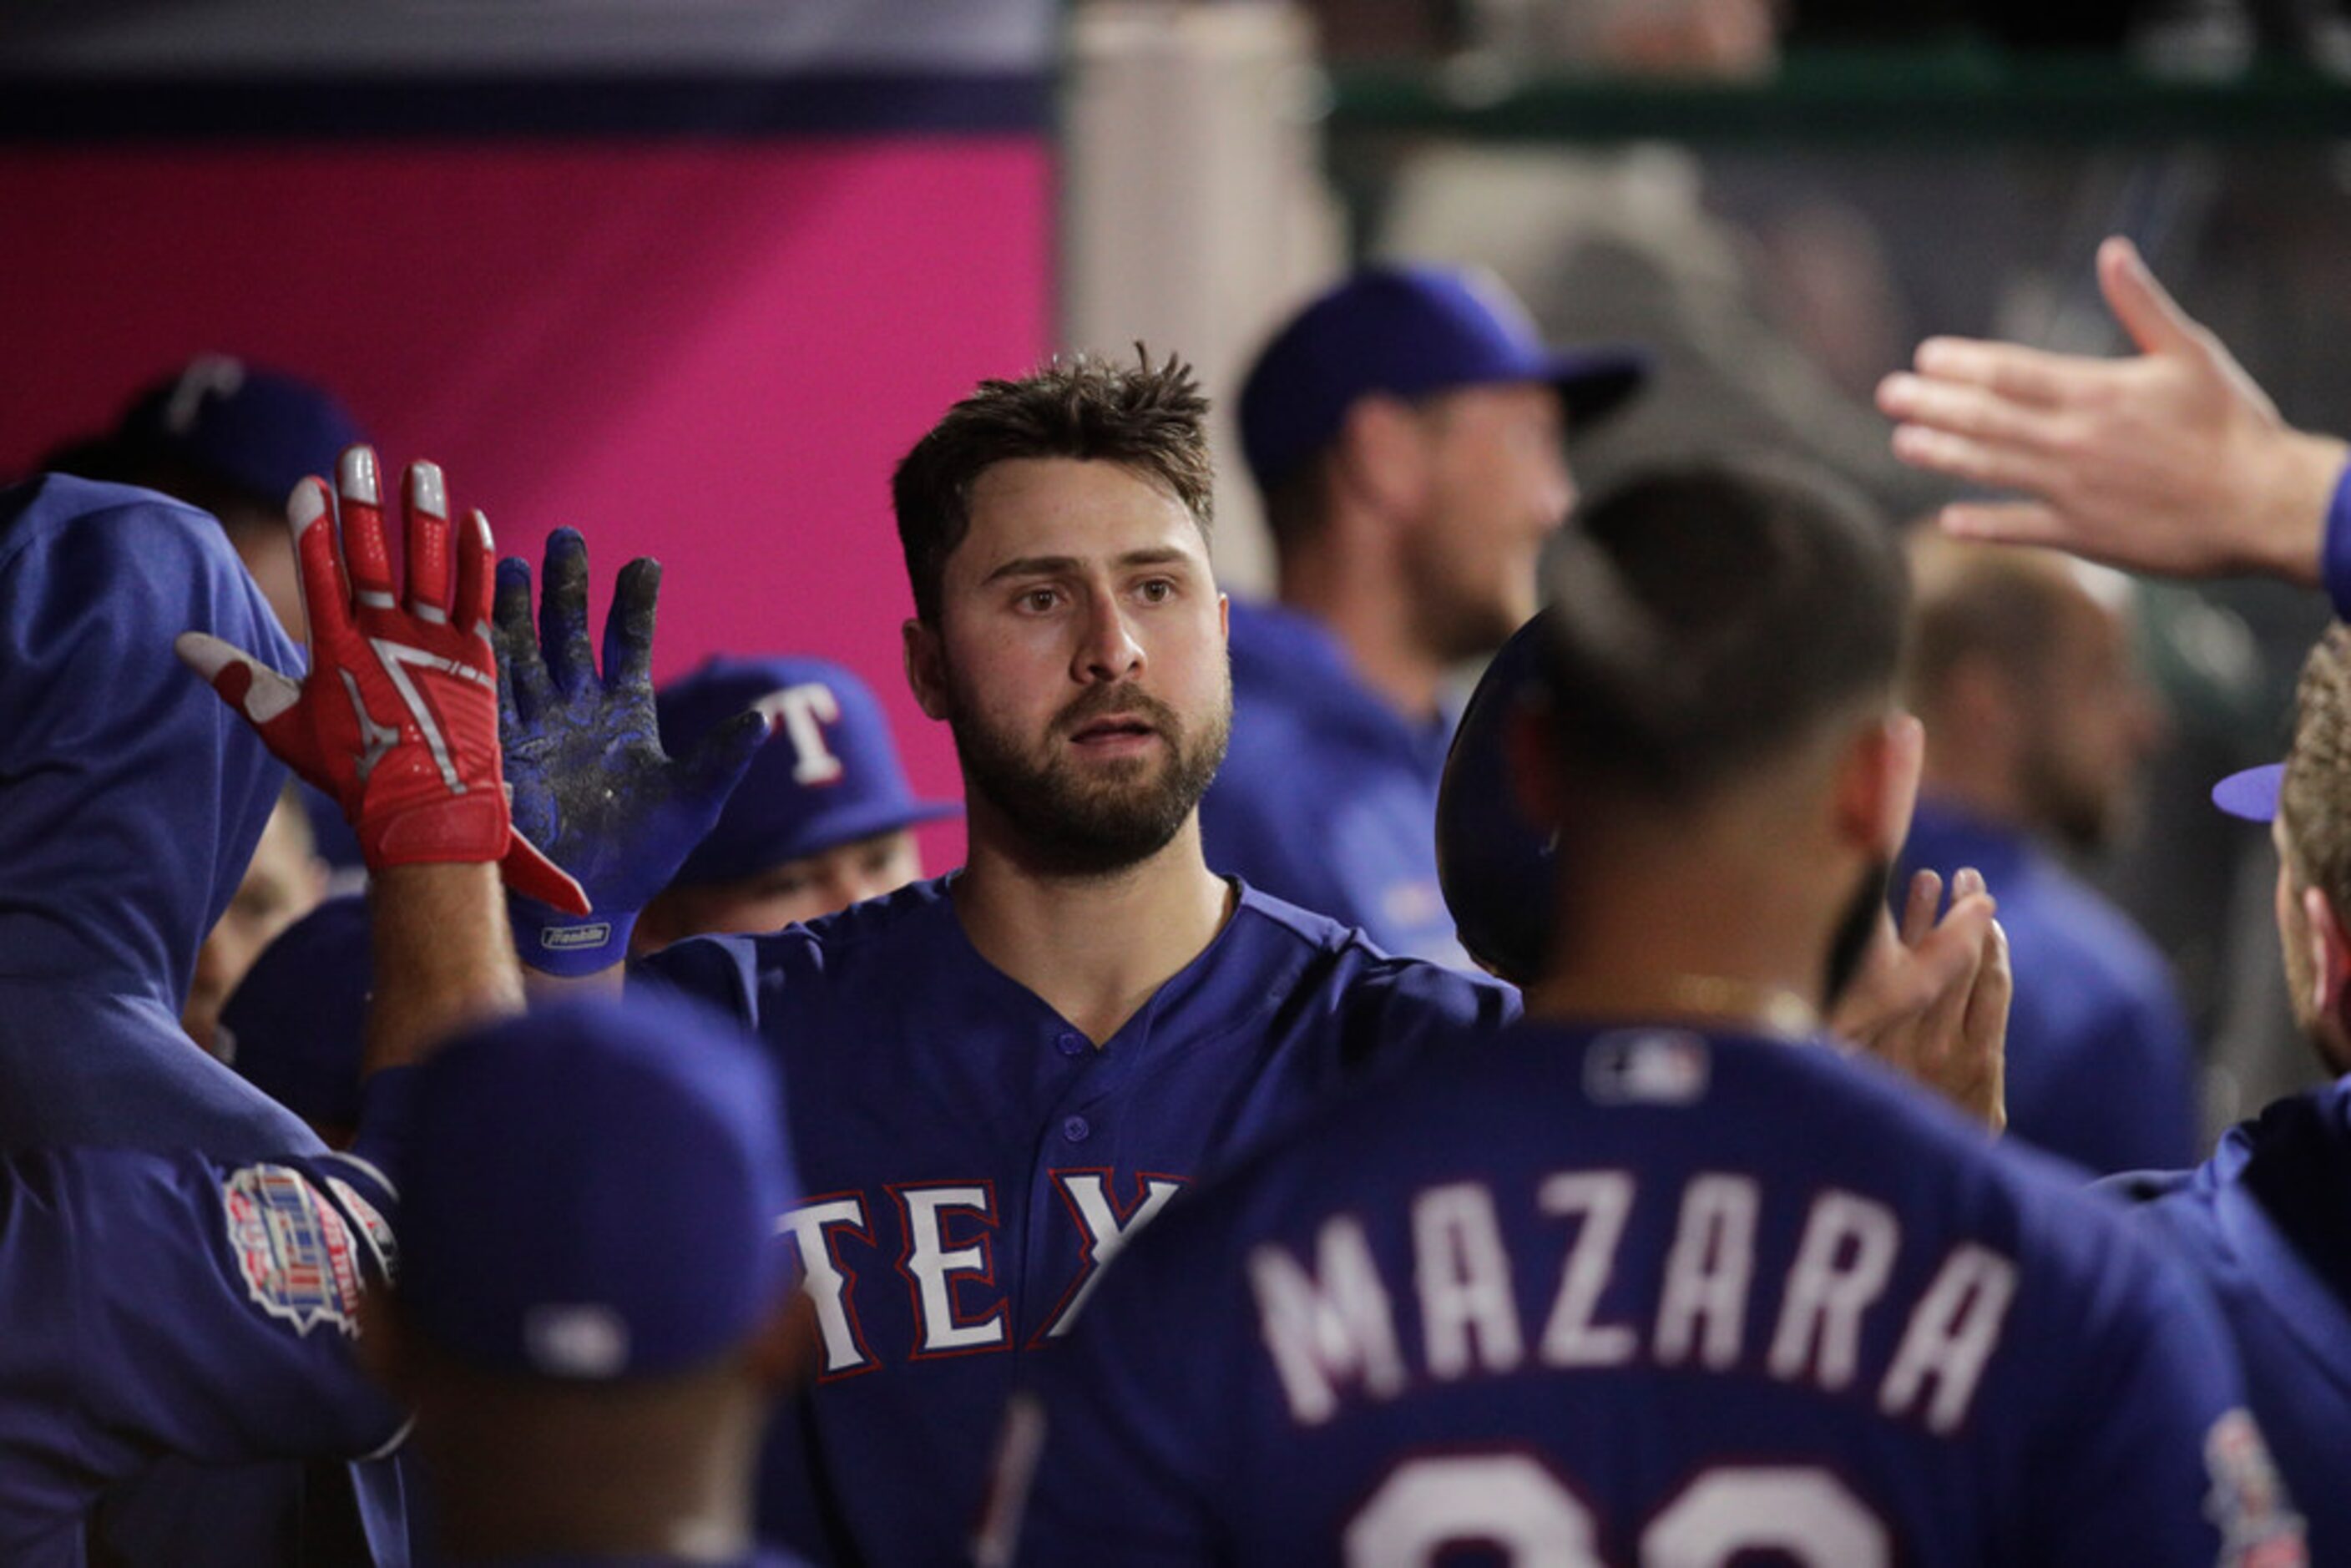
[221,1164,367,1336]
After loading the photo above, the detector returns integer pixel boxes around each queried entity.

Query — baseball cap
[1238,264,1648,493]
[397,993,800,1380]
[114,355,365,508]
[219,893,373,1132]
[2213,762,2284,822]
[660,655,958,890]
[1436,610,1560,984]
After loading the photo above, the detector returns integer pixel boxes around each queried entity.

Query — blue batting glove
[495,529,768,974]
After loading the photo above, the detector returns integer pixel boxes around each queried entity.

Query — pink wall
[0,138,1054,868]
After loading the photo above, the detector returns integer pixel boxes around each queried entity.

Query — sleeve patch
[2203,1408,2308,1568]
[326,1175,399,1285]
[221,1164,365,1337]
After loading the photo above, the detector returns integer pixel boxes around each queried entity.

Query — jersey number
[1344,1454,1888,1566]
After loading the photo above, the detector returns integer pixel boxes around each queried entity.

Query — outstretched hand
[495,528,768,975]
[175,446,587,914]
[1828,867,2010,1133]
[1877,235,2347,584]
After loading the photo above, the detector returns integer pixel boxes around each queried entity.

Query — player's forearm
[2240,427,2346,590]
[362,862,526,1075]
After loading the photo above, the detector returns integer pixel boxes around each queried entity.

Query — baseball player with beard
[492,352,1521,1564]
[979,461,2304,1568]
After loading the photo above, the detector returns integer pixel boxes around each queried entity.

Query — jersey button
[1054,1030,1086,1058]
[1062,1115,1091,1143]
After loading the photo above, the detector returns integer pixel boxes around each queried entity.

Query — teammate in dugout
[492,351,1524,1565]
[1878,234,2351,1563]
[494,352,2023,1565]
[1201,265,1643,967]
[0,448,582,1564]
[981,461,2305,1567]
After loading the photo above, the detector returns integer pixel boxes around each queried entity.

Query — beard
[1822,857,1893,1016]
[945,669,1231,879]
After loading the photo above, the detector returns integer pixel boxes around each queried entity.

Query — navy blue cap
[1436,610,1560,984]
[220,893,372,1131]
[399,994,800,1380]
[115,355,365,508]
[1238,264,1647,493]
[2213,763,2284,822]
[660,655,958,890]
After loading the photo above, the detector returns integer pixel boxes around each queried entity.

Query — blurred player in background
[1201,265,1642,965]
[492,350,1519,1565]
[634,655,958,953]
[984,459,2301,1567]
[41,354,376,880]
[1898,533,2195,1173]
[1882,234,2351,1559]
[186,781,330,1058]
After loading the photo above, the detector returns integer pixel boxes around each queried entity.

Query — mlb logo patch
[222,1164,366,1337]
[1584,1030,1711,1106]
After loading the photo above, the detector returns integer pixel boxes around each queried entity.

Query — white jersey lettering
[1537,1170,1638,1368]
[1767,1189,1900,1392]
[1251,1217,1408,1426]
[1654,1174,1759,1371]
[896,1184,1009,1354]
[1413,1182,1524,1381]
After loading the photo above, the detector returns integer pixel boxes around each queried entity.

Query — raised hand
[175,446,587,914]
[1877,236,2348,584]
[495,528,768,975]
[1829,867,2010,1133]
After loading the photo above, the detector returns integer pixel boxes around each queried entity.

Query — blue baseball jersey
[1898,799,2198,1175]
[2107,1076,2351,1565]
[635,875,1517,1565]
[994,1019,2305,1567]
[1200,599,1470,968]
[0,1140,406,1567]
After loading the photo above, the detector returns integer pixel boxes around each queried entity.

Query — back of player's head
[657,655,958,889]
[2280,625,2351,914]
[892,347,1213,625]
[1900,529,2120,711]
[397,993,799,1383]
[1537,458,1905,807]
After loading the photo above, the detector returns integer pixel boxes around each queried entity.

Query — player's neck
[955,817,1236,1045]
[424,1378,761,1560]
[1523,851,1834,1041]
[1280,540,1448,721]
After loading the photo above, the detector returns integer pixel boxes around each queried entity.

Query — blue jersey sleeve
[634,931,764,1028]
[0,1145,405,1532]
[2019,1225,2303,1565]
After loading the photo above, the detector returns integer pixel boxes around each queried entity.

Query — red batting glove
[175,445,589,915]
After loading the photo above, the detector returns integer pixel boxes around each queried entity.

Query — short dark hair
[2282,625,2351,916]
[1538,458,1907,806]
[892,347,1214,625]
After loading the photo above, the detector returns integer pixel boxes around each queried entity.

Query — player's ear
[1832,711,1922,862]
[2302,885,2351,1044]
[1333,395,1430,523]
[903,617,949,722]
